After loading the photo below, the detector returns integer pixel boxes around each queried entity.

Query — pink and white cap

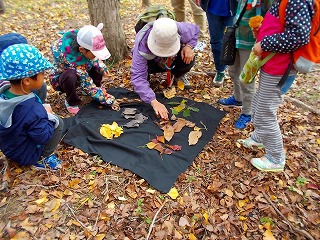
[77,23,111,60]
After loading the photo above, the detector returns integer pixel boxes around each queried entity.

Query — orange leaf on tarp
[173,118,187,132]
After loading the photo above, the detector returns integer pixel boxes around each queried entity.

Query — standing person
[218,0,272,129]
[0,44,63,170]
[238,0,313,171]
[171,0,207,50]
[130,18,199,120]
[198,0,238,87]
[0,32,48,103]
[49,23,118,114]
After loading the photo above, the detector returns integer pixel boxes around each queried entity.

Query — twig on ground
[284,96,320,115]
[298,146,320,171]
[200,121,208,131]
[93,209,100,232]
[146,199,167,240]
[262,191,315,240]
[66,203,93,233]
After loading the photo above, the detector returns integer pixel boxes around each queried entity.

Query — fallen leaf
[168,187,179,199]
[188,130,202,145]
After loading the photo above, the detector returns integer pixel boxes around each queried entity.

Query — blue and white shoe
[33,154,62,171]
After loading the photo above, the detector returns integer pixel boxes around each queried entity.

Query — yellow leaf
[118,196,127,201]
[243,222,248,232]
[168,187,179,199]
[163,86,176,99]
[146,142,157,149]
[107,201,115,209]
[263,229,276,240]
[239,216,247,221]
[317,138,320,144]
[188,233,197,240]
[278,179,284,187]
[35,196,48,205]
[270,195,277,201]
[68,178,80,189]
[94,234,106,240]
[203,212,209,224]
[45,223,52,228]
[238,199,247,208]
[177,80,185,90]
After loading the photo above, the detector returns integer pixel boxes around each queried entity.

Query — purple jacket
[130,22,199,103]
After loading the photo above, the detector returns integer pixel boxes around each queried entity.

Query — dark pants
[42,116,64,157]
[147,49,195,79]
[58,68,103,106]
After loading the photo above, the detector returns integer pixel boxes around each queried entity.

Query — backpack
[134,5,176,33]
[279,0,320,73]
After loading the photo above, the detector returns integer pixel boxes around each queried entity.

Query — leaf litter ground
[0,0,319,239]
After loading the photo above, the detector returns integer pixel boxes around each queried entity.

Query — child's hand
[252,42,263,57]
[43,104,53,114]
[103,70,110,78]
[111,99,120,111]
[252,26,260,39]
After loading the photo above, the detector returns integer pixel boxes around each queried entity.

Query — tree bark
[0,0,5,14]
[87,0,128,62]
[142,0,151,7]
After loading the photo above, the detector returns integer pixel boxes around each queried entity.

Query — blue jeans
[206,12,235,72]
[280,74,296,95]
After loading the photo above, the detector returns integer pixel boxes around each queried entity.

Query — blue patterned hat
[0,43,53,81]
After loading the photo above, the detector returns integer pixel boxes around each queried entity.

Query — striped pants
[251,70,286,164]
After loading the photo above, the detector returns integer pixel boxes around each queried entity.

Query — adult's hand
[151,99,169,120]
[181,45,195,64]
[252,41,263,57]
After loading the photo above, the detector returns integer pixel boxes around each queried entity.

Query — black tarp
[62,88,225,192]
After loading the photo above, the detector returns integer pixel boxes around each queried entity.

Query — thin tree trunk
[0,0,5,14]
[87,0,128,62]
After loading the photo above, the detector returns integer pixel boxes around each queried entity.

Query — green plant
[260,217,274,226]
[187,176,196,183]
[296,177,308,186]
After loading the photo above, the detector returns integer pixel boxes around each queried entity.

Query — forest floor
[0,0,319,239]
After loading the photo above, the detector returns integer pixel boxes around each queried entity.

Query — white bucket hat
[77,23,111,60]
[147,18,180,57]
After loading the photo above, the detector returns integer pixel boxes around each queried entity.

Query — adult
[198,0,238,86]
[130,18,199,120]
[171,0,207,50]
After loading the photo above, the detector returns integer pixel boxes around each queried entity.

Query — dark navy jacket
[200,0,238,16]
[0,87,54,166]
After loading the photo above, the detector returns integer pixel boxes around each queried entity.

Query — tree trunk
[142,0,151,7]
[87,0,128,62]
[0,0,5,14]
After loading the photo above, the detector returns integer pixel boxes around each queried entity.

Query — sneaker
[65,100,80,114]
[218,96,242,107]
[237,137,264,148]
[251,156,285,172]
[42,154,62,170]
[234,114,251,129]
[212,71,225,87]
[32,161,46,170]
[175,75,191,89]
[194,41,206,51]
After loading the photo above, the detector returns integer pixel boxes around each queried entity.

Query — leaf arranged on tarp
[188,128,202,145]
[145,136,182,156]
[168,99,199,117]
[123,110,148,128]
[122,108,137,119]
[163,86,176,99]
[173,118,187,132]
[100,122,123,139]
[162,124,175,142]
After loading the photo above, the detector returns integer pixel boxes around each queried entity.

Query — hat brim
[91,46,111,60]
[147,30,181,57]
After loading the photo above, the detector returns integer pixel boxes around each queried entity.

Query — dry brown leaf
[163,124,175,142]
[188,130,202,145]
[173,118,187,132]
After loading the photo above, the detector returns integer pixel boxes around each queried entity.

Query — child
[217,0,272,130]
[0,32,47,103]
[50,23,118,114]
[238,0,313,171]
[0,44,63,170]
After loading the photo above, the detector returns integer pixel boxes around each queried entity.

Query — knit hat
[77,23,111,60]
[0,32,28,55]
[0,44,53,81]
[147,18,180,57]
